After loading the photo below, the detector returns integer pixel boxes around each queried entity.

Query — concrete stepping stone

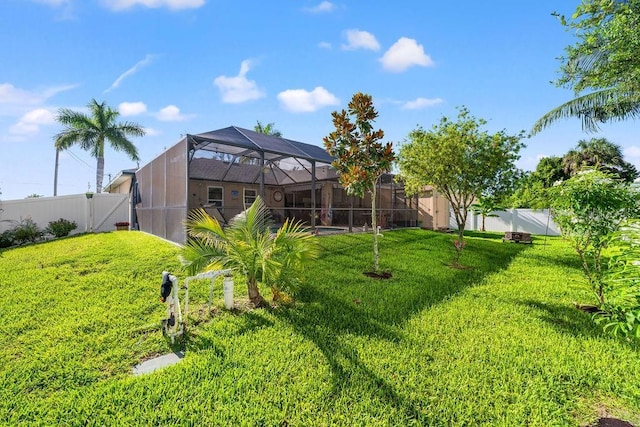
[132,351,185,375]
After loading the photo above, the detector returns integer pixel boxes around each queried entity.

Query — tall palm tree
[54,99,145,193]
[254,121,282,137]
[561,138,638,182]
[181,196,319,307]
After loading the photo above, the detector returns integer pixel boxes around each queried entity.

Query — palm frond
[532,89,640,134]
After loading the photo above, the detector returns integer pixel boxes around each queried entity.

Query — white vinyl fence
[450,208,561,236]
[0,193,130,235]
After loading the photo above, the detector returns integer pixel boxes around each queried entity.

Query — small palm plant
[181,196,319,307]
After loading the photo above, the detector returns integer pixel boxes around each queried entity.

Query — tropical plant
[561,138,638,182]
[398,106,525,265]
[549,170,640,306]
[254,121,282,137]
[54,99,145,193]
[181,196,319,307]
[532,0,640,133]
[46,218,77,238]
[592,220,640,339]
[323,92,395,273]
[470,197,505,232]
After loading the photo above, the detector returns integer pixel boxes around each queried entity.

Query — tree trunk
[247,278,266,307]
[371,185,379,272]
[481,215,486,232]
[96,155,104,194]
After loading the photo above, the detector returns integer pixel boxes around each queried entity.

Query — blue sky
[1,0,639,200]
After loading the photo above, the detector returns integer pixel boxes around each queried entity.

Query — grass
[1,229,639,426]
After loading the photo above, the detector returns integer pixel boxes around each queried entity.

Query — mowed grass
[1,229,639,426]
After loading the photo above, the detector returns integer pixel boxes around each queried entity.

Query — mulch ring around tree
[363,271,392,279]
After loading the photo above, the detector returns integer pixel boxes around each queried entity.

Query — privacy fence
[451,209,561,236]
[0,193,129,235]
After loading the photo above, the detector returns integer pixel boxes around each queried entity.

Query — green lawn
[1,229,639,426]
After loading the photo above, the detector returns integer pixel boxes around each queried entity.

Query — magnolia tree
[549,170,640,306]
[398,107,525,265]
[323,93,395,273]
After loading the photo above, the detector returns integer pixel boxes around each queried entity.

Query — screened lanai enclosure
[134,126,419,243]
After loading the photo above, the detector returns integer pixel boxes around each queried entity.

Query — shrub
[0,230,14,248]
[13,217,42,245]
[46,218,77,238]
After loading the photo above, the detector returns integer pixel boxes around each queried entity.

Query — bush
[0,230,14,248]
[46,218,77,238]
[13,218,42,245]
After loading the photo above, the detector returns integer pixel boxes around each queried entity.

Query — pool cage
[134,126,418,244]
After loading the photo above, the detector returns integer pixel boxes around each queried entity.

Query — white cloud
[214,60,265,104]
[101,0,205,10]
[379,37,434,72]
[318,41,332,49]
[402,97,443,110]
[157,105,187,121]
[277,86,339,113]
[105,54,157,93]
[305,1,335,13]
[143,127,161,136]
[342,29,380,51]
[10,108,56,136]
[0,83,79,116]
[119,101,147,116]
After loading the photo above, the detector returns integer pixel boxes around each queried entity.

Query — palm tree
[254,121,282,137]
[181,196,319,307]
[561,138,638,182]
[54,99,145,193]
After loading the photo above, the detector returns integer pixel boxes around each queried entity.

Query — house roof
[188,126,334,165]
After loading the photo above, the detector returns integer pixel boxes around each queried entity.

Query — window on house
[207,186,223,207]
[244,188,257,208]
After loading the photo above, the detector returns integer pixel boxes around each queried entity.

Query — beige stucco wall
[417,186,450,230]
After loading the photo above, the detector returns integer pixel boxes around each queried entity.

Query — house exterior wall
[188,179,286,223]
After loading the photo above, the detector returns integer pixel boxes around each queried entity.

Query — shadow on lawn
[273,229,530,420]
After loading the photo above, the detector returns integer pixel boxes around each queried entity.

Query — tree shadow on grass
[518,300,611,341]
[273,229,530,421]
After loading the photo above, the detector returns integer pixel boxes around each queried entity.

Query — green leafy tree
[509,157,566,208]
[533,0,640,133]
[398,107,525,264]
[55,99,145,193]
[549,170,640,306]
[254,121,282,137]
[181,196,319,307]
[323,92,395,273]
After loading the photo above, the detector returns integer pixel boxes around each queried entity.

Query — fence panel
[449,208,560,236]
[0,193,129,234]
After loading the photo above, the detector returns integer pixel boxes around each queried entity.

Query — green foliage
[562,138,638,182]
[593,221,640,339]
[397,106,526,262]
[470,197,505,232]
[253,120,282,137]
[46,218,78,237]
[3,231,640,425]
[181,196,320,306]
[533,0,640,133]
[12,217,43,245]
[323,92,395,272]
[55,99,145,193]
[25,193,43,199]
[0,229,14,248]
[549,170,640,305]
